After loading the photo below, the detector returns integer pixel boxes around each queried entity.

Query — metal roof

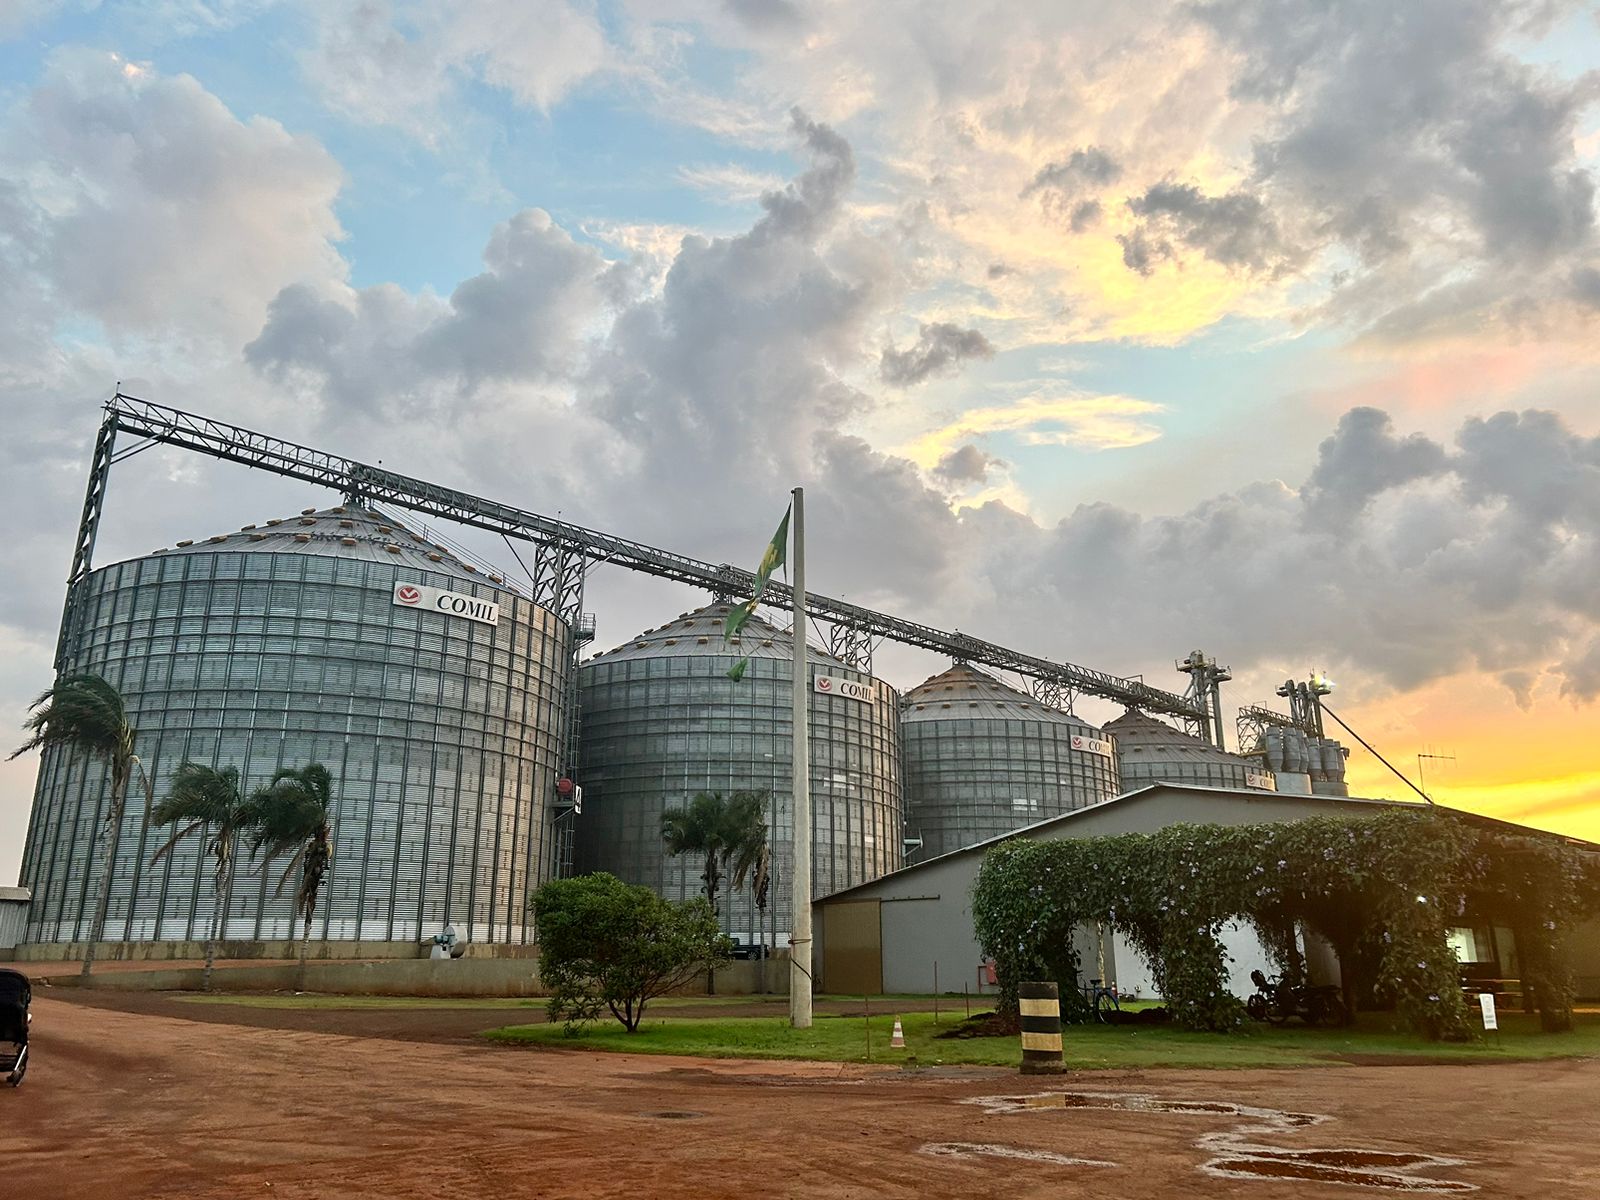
[814,783,1417,901]
[136,505,509,590]
[902,663,1103,729]
[584,601,852,669]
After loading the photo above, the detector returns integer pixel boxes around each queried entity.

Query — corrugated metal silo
[1103,709,1276,792]
[900,664,1121,860]
[18,506,572,951]
[574,603,902,943]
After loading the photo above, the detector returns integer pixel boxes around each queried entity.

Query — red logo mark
[816,678,833,692]
[396,585,421,605]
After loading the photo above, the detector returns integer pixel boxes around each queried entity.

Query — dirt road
[4,995,1596,1199]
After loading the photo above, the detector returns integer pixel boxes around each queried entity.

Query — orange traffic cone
[890,1017,905,1049]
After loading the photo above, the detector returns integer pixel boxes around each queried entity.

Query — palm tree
[10,673,149,979]
[149,763,256,992]
[661,790,768,994]
[247,763,335,992]
[728,797,773,991]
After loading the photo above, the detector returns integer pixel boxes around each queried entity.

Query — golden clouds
[901,385,1165,469]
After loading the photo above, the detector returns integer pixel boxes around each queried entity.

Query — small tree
[532,873,730,1033]
[149,763,255,992]
[246,763,336,992]
[661,789,767,994]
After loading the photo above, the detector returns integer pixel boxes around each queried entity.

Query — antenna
[1416,751,1456,801]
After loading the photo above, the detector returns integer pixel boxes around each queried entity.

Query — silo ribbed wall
[575,605,902,941]
[901,665,1121,860]
[1104,708,1275,793]
[17,507,571,948]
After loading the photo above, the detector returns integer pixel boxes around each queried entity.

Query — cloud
[0,0,64,39]
[640,0,1600,345]
[301,0,609,139]
[1021,147,1123,231]
[906,387,1167,467]
[931,443,1007,488]
[879,322,995,386]
[1301,407,1451,526]
[237,107,956,593]
[954,403,1600,701]
[2,47,345,343]
[1022,146,1123,197]
[1123,179,1303,276]
[1194,0,1600,336]
[677,163,788,203]
[723,0,806,35]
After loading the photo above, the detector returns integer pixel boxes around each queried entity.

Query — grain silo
[900,664,1121,860]
[574,603,902,944]
[17,505,573,952]
[1103,708,1276,792]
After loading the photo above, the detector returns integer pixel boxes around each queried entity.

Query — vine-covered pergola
[972,808,1600,1038]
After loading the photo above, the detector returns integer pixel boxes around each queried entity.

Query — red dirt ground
[5,991,1597,1199]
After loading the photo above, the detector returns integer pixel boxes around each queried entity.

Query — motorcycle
[1247,969,1348,1027]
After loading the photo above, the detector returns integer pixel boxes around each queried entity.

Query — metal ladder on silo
[552,612,595,878]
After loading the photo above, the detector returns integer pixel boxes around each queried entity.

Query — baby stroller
[0,968,30,1087]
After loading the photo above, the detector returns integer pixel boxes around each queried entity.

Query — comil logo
[813,675,871,703]
[392,582,500,626]
[1071,734,1114,759]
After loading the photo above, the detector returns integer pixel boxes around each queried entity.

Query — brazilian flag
[725,507,791,680]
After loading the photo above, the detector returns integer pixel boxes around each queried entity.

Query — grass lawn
[169,994,788,1011]
[484,1009,1600,1070]
[169,992,942,1011]
[171,994,550,1010]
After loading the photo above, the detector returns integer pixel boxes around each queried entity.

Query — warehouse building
[813,784,1410,998]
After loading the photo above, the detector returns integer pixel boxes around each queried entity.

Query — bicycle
[1081,977,1121,1023]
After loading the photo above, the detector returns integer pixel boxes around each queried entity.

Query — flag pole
[789,485,812,1029]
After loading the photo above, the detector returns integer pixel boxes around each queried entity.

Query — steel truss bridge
[59,394,1216,737]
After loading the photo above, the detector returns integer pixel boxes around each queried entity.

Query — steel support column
[54,411,118,670]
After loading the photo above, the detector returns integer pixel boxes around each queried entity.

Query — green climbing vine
[971,808,1600,1039]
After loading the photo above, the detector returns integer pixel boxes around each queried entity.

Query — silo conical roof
[1103,708,1269,786]
[902,663,1099,729]
[149,505,509,588]
[585,601,850,668]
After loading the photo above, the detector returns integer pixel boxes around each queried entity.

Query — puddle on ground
[1205,1152,1476,1192]
[922,1142,1115,1169]
[640,1110,704,1120]
[1013,1092,1318,1126]
[946,1091,1476,1193]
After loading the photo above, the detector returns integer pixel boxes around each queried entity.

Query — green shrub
[530,873,731,1033]
[972,809,1600,1039]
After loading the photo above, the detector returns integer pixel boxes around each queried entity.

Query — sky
[3,0,1600,883]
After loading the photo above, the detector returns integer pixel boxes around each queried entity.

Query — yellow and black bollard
[1018,981,1064,1075]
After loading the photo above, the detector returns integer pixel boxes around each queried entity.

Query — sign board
[1069,734,1114,759]
[392,582,500,626]
[1478,992,1498,1031]
[1245,770,1277,791]
[814,675,872,703]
